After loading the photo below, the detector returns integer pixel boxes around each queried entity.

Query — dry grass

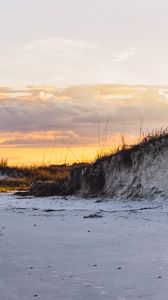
[95,127,168,164]
[0,178,29,192]
[0,164,71,192]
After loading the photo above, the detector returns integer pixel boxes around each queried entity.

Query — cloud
[110,47,137,63]
[24,38,97,51]
[0,130,79,146]
[0,38,138,86]
[0,84,168,147]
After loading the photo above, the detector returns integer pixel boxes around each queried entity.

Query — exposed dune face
[77,137,168,199]
[29,135,168,200]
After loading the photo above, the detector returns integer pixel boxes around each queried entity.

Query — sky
[1,0,168,165]
[1,0,168,86]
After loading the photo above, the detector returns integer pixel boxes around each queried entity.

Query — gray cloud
[0,84,168,146]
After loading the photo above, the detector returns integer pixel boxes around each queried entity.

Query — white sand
[0,193,168,300]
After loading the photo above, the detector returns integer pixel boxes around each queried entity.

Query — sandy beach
[0,194,168,300]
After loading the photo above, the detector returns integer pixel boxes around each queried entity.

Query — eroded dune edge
[29,134,168,200]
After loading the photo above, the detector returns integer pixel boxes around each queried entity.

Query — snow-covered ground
[1,193,168,299]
